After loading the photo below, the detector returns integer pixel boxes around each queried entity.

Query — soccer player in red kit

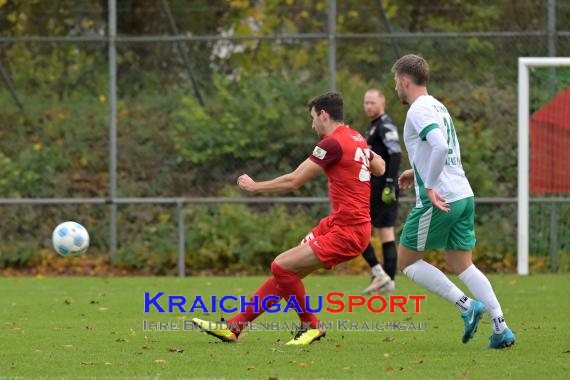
[192,92,385,345]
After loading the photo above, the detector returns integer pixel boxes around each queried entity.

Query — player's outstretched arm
[237,158,323,193]
[369,151,386,176]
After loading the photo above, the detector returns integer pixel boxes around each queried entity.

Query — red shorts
[302,216,371,269]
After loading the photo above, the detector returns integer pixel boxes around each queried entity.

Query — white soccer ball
[52,221,90,257]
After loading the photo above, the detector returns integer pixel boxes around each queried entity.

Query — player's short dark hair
[391,54,430,86]
[308,92,344,122]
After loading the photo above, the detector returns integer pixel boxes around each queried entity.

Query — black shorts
[370,179,399,228]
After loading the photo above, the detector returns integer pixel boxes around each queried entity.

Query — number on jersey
[444,116,457,154]
[354,147,371,182]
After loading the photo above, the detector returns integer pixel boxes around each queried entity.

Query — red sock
[227,276,281,335]
[271,262,320,329]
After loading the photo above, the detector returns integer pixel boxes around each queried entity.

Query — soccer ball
[52,221,90,257]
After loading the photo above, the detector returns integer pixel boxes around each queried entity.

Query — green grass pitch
[1,274,569,379]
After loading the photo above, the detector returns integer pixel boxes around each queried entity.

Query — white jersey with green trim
[404,95,473,207]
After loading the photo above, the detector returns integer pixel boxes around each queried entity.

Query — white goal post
[518,57,570,275]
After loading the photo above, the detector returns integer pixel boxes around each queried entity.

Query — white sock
[458,264,507,334]
[403,260,471,313]
[371,264,386,278]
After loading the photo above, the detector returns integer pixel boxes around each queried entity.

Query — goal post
[518,57,570,275]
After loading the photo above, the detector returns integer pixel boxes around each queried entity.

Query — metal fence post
[108,0,118,263]
[328,0,337,92]
[177,200,186,277]
[547,0,557,94]
[547,0,559,271]
[548,0,556,58]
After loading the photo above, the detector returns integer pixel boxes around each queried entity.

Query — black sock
[382,241,398,280]
[361,243,379,268]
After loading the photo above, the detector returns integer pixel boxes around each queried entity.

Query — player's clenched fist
[237,174,256,192]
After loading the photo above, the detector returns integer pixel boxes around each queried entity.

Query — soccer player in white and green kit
[392,54,515,349]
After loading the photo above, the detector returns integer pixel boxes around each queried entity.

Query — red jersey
[309,125,373,225]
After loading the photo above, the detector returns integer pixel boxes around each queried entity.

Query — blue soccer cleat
[461,300,486,344]
[488,327,516,349]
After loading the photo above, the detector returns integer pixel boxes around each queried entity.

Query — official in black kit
[361,88,402,295]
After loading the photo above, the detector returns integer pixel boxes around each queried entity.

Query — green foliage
[530,67,570,113]
[0,141,75,197]
[186,203,317,274]
[0,99,108,198]
[175,74,317,164]
[173,73,328,194]
[5,43,107,100]
[110,202,320,275]
[0,239,37,267]
[115,218,178,275]
[434,80,517,196]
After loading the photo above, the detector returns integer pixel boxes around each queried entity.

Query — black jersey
[365,114,401,183]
